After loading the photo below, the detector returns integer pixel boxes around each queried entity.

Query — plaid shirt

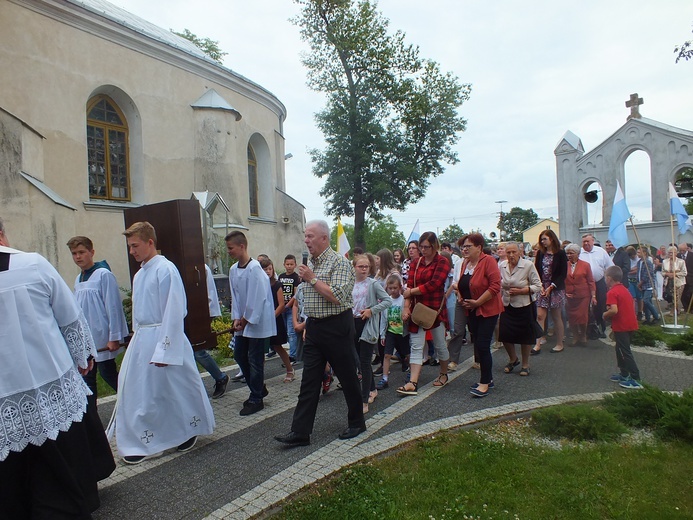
[637,258,655,291]
[409,253,450,332]
[303,247,354,319]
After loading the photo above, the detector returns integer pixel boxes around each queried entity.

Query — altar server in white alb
[0,217,114,519]
[226,230,276,416]
[67,235,129,398]
[114,221,215,464]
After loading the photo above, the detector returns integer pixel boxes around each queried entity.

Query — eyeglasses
[419,245,432,250]
[461,244,475,249]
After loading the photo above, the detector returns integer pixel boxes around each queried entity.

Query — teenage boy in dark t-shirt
[603,265,642,389]
[278,254,301,362]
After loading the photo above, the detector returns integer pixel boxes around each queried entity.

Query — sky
[112,0,693,239]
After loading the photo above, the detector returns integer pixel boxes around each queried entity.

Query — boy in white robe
[115,221,215,464]
[67,235,129,397]
[226,231,276,416]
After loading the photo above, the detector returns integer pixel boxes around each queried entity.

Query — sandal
[283,370,295,383]
[368,389,378,403]
[433,373,449,387]
[551,345,564,353]
[503,359,520,373]
[396,381,419,396]
[520,367,530,376]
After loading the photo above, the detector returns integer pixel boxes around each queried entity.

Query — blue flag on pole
[608,181,630,248]
[669,182,691,235]
[406,219,420,245]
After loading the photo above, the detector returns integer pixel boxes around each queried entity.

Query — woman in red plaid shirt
[398,231,451,395]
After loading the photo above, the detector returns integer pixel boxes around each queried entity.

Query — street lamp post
[495,200,507,241]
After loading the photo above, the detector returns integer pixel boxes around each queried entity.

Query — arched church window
[248,144,259,216]
[86,96,130,200]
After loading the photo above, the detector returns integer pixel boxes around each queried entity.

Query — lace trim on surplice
[59,313,97,369]
[0,368,89,461]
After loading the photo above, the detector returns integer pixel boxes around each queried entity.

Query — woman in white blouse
[498,242,542,376]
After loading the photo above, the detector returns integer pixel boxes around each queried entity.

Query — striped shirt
[303,247,354,319]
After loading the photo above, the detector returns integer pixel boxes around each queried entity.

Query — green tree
[171,28,227,63]
[498,207,539,242]
[439,224,465,245]
[365,215,406,252]
[329,216,405,253]
[294,0,470,249]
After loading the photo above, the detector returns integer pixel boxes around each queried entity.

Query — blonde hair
[123,221,157,245]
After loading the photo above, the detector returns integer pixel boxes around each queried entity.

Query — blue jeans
[194,349,225,382]
[641,288,659,321]
[283,308,298,358]
[233,336,267,403]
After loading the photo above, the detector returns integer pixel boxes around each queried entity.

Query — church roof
[67,0,210,62]
[635,117,693,139]
[554,130,584,155]
[191,89,242,120]
[20,172,76,210]
[63,0,286,120]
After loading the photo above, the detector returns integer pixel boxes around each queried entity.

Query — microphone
[302,252,309,266]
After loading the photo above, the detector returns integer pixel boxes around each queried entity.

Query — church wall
[0,1,303,286]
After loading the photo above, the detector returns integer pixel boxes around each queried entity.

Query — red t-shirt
[606,283,639,332]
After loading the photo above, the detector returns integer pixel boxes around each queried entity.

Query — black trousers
[291,310,365,435]
[592,278,608,331]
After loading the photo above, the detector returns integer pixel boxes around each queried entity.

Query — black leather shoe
[274,431,310,446]
[338,425,366,440]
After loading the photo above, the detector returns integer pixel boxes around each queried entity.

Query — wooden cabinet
[124,200,213,350]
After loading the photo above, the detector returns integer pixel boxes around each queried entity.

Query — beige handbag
[409,258,446,329]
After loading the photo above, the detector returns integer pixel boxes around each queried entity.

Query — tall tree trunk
[354,201,366,251]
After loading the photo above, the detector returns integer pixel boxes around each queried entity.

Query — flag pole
[628,217,665,324]
[670,214,679,326]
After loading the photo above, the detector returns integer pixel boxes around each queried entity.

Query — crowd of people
[4,213,683,518]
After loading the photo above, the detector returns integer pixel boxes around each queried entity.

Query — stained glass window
[87,96,129,200]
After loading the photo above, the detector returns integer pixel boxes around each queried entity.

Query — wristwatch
[310,277,318,286]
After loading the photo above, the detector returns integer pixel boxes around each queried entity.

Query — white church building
[0,0,305,284]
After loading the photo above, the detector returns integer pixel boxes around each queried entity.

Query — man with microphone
[275,220,365,446]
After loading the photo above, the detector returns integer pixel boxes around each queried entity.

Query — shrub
[664,331,693,355]
[631,327,664,347]
[603,385,679,428]
[120,287,132,331]
[211,316,233,357]
[532,404,627,442]
[656,389,693,442]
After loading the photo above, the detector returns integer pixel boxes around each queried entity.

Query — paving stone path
[92,336,693,520]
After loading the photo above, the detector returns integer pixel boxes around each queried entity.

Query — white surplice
[73,268,129,362]
[229,259,276,338]
[0,247,96,461]
[114,255,214,457]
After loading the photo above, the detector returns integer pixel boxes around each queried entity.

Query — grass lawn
[272,419,693,520]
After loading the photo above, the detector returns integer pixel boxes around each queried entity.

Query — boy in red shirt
[603,266,643,389]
